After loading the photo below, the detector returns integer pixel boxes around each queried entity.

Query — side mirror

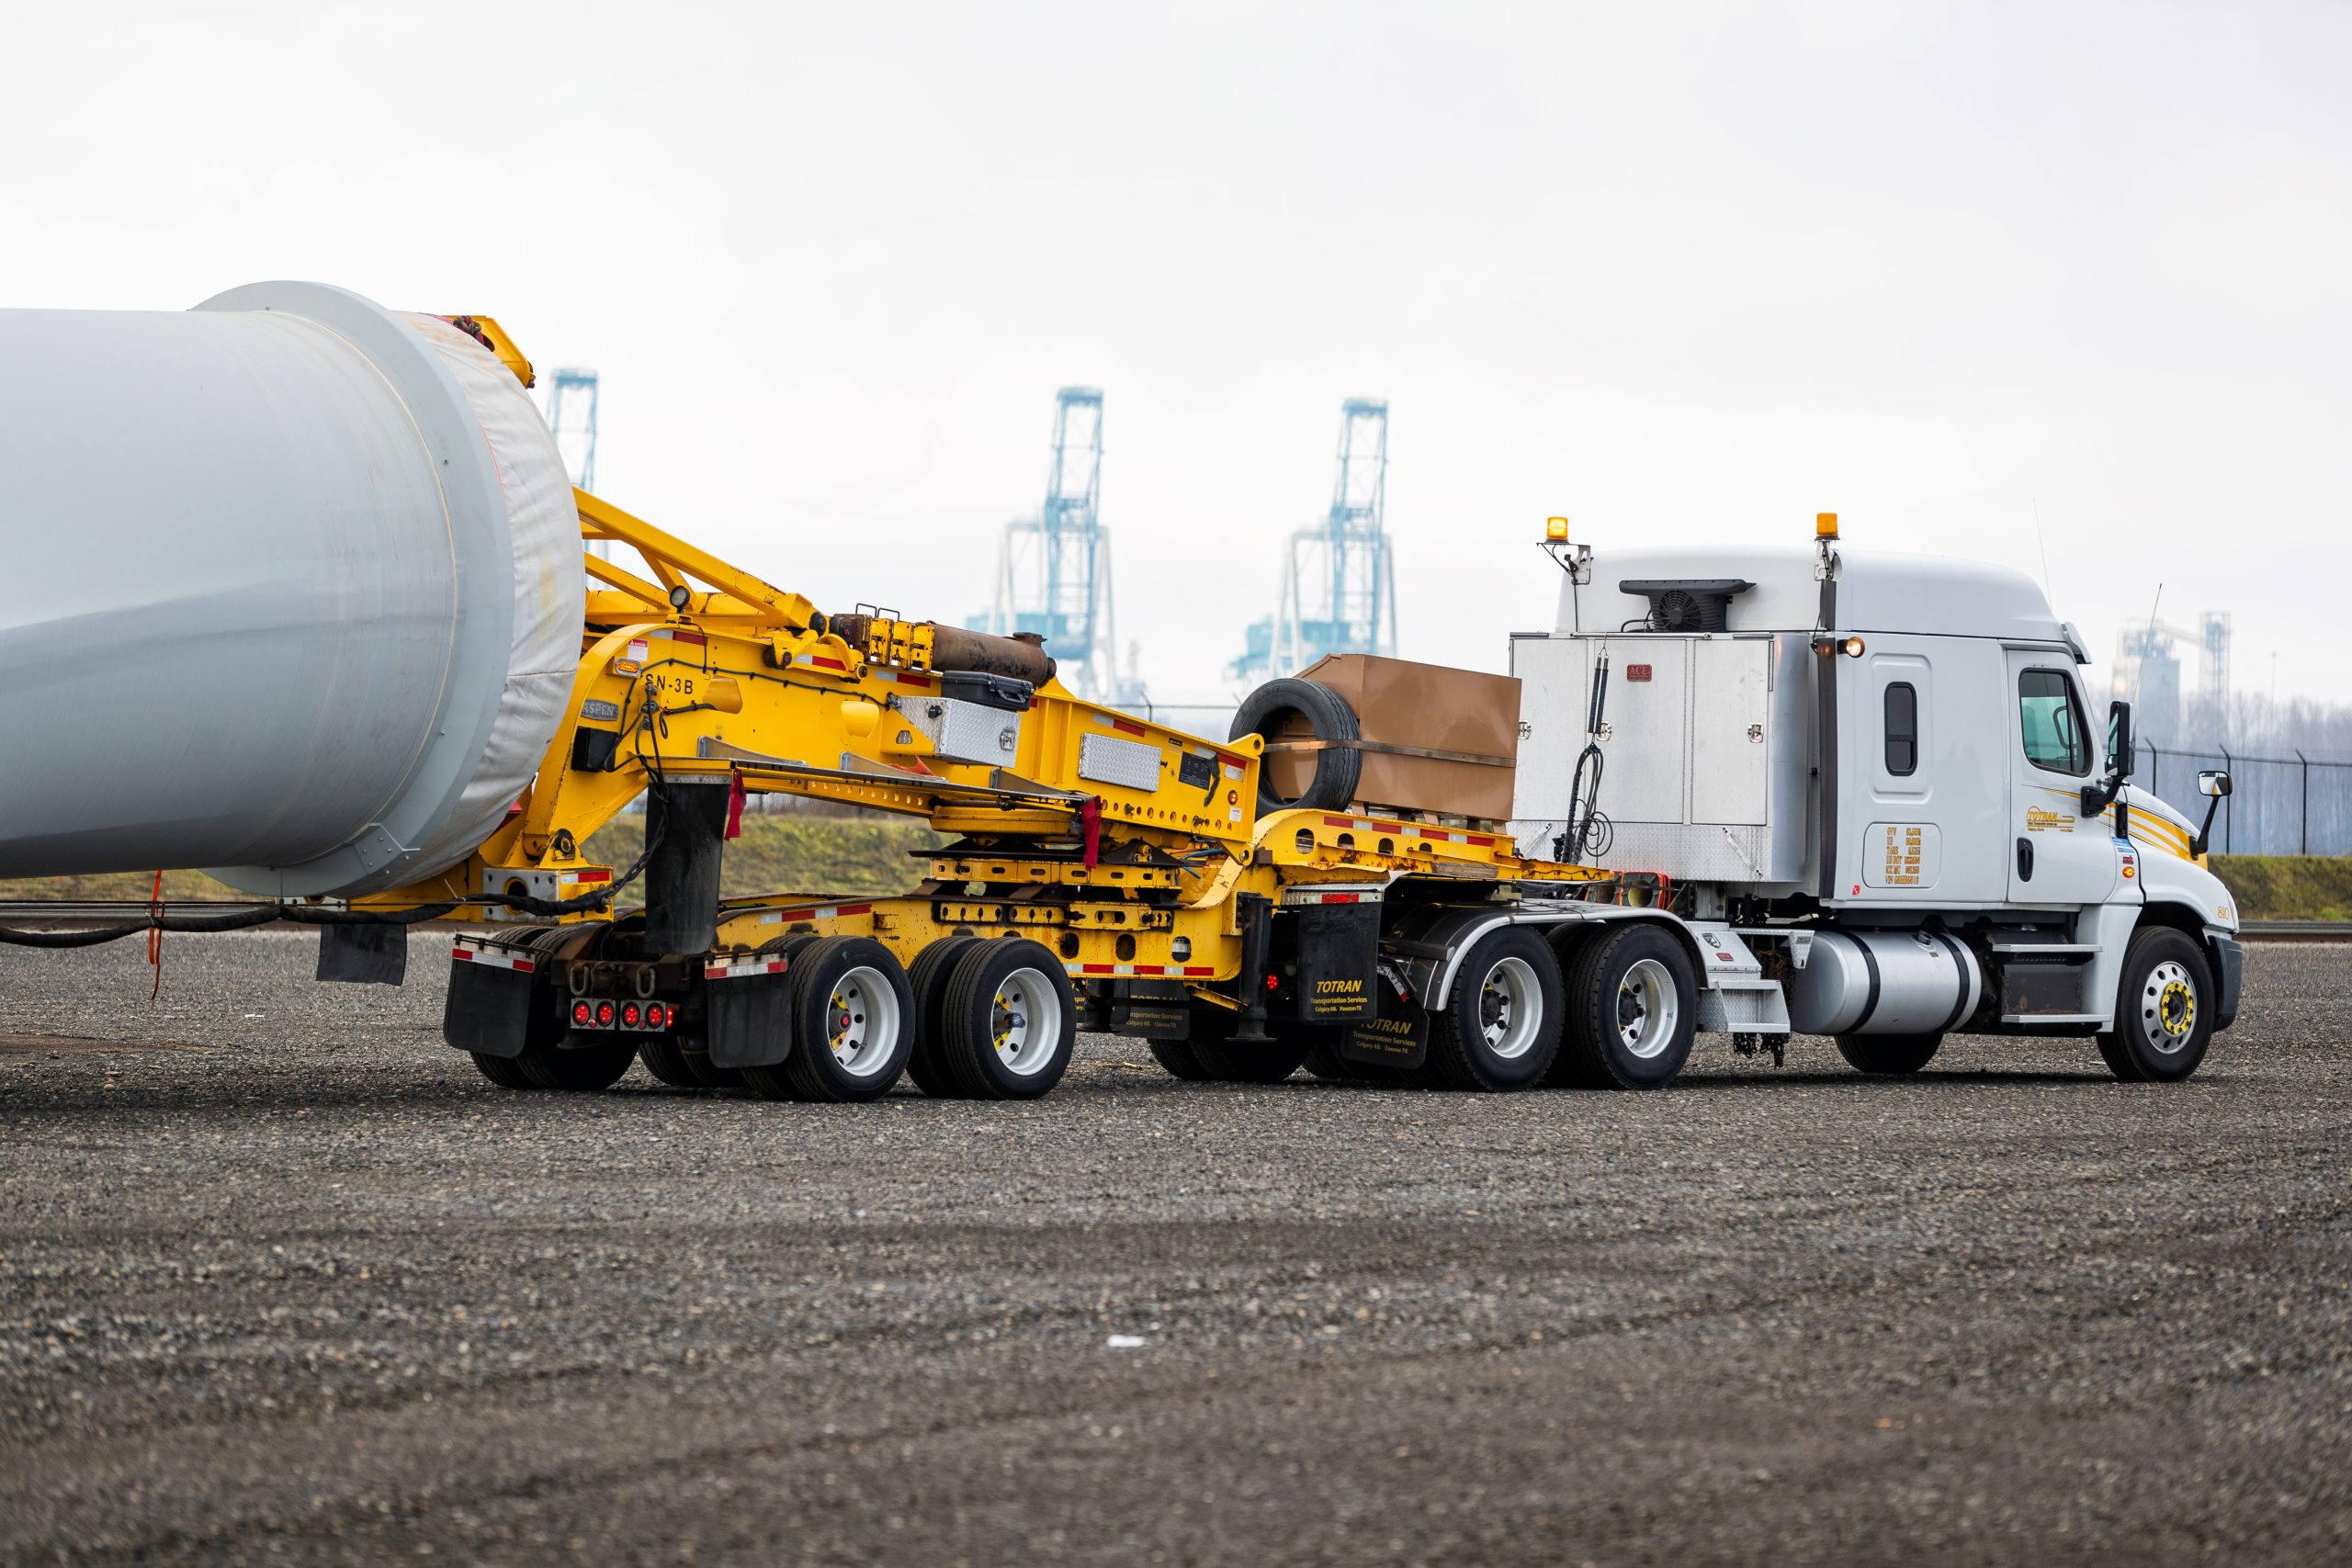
[2082,698,2135,815]
[2191,770,2232,858]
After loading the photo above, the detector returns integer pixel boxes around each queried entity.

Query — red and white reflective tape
[893,671,934,689]
[1319,815,1496,848]
[754,902,874,925]
[1075,963,1217,977]
[450,942,535,975]
[1282,887,1384,907]
[1093,712,1149,738]
[704,958,790,981]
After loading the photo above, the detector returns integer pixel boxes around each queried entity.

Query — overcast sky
[6,1,2347,710]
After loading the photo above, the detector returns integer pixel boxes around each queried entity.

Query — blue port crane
[1230,398,1397,679]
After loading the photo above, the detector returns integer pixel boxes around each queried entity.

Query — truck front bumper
[2209,933,2245,1032]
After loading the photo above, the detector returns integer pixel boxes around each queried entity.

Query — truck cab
[1508,518,2243,1082]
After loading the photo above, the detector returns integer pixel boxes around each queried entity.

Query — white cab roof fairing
[1555,545,2070,647]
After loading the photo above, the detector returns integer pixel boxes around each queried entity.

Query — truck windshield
[2018,669,2090,775]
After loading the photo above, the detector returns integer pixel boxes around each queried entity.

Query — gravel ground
[2,933,2346,1566]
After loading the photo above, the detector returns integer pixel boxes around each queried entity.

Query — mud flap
[704,962,795,1070]
[1294,903,1379,1023]
[442,943,539,1058]
[1111,980,1192,1039]
[318,922,407,986]
[1340,966,1427,1071]
[646,781,730,955]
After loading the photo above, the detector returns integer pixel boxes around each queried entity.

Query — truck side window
[1883,682,1917,775]
[2018,669,2089,775]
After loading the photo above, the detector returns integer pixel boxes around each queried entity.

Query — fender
[1386,902,1691,1010]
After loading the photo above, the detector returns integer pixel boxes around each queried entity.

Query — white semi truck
[0,280,2243,1100]
[1476,514,2243,1087]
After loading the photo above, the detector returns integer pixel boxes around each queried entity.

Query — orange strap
[146,870,164,999]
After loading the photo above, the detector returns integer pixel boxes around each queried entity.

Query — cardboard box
[1290,654,1522,822]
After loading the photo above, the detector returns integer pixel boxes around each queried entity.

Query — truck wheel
[471,1052,536,1089]
[1300,1038,1350,1080]
[768,936,917,1103]
[1147,1039,1214,1080]
[938,938,1077,1100]
[683,1049,743,1089]
[468,927,577,1091]
[519,1039,639,1091]
[1229,677,1361,814]
[638,1037,704,1087]
[1428,927,1563,1091]
[1555,924,1697,1089]
[2098,928,2214,1083]
[1187,1007,1315,1083]
[1834,1032,1941,1075]
[735,933,821,1100]
[640,1036,741,1089]
[906,935,981,1097]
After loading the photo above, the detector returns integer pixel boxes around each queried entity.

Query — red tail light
[644,1002,669,1030]
[622,1001,642,1029]
[594,999,616,1028]
[571,999,592,1026]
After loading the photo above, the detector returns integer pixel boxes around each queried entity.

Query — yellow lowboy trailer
[367,318,1627,1102]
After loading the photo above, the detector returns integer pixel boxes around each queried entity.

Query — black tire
[471,1051,536,1089]
[1554,924,1698,1089]
[770,936,916,1103]
[906,935,981,1098]
[2097,927,2214,1083]
[518,1037,639,1091]
[683,1049,744,1089]
[1186,1005,1316,1083]
[736,934,822,1101]
[1147,1038,1215,1080]
[938,938,1077,1100]
[1427,927,1563,1091]
[1834,1032,1942,1075]
[638,1036,704,1087]
[1300,1038,1351,1080]
[1229,677,1362,814]
[469,926,574,1091]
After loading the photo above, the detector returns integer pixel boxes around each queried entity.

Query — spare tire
[1230,678,1362,814]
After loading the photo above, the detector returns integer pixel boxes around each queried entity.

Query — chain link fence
[2137,743,2352,856]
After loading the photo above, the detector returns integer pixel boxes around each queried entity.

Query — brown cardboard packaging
[1289,654,1521,822]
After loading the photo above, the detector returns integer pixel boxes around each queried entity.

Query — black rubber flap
[318,922,407,986]
[705,971,795,1069]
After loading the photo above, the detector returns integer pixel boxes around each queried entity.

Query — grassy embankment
[0,817,943,904]
[2209,856,2352,921]
[3,832,2345,919]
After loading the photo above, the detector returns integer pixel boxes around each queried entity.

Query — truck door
[2004,651,2117,908]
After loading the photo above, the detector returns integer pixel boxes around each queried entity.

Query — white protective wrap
[396,311,583,884]
[0,283,584,898]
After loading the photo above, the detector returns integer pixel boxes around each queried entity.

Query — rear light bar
[568,998,673,1032]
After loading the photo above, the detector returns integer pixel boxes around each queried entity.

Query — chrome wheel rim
[2140,959,2197,1055]
[1476,955,1543,1060]
[824,965,902,1077]
[1616,957,1679,1059]
[991,967,1062,1076]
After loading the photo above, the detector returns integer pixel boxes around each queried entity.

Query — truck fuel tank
[1784,929,1983,1036]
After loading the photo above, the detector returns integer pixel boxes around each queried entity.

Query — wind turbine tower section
[1230,398,1398,680]
[984,387,1139,703]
